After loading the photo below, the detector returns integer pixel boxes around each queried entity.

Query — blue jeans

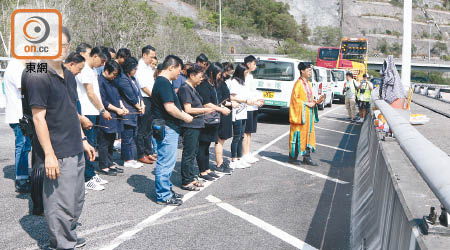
[231,120,246,158]
[121,125,137,161]
[154,126,179,202]
[10,124,31,180]
[83,115,98,181]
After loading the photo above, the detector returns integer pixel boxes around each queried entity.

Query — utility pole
[401,0,412,95]
[219,0,222,59]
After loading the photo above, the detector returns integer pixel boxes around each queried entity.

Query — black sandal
[181,183,200,191]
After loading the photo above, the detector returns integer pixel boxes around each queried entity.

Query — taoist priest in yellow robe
[288,62,325,166]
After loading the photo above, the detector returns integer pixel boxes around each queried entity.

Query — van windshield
[252,61,294,81]
[332,70,345,81]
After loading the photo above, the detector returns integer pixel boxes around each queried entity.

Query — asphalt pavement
[0,104,360,250]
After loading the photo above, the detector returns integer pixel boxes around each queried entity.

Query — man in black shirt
[151,55,193,206]
[24,28,95,250]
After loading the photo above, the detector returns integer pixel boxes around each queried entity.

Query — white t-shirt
[245,73,259,111]
[135,59,154,98]
[76,64,101,115]
[4,59,25,124]
[228,78,248,121]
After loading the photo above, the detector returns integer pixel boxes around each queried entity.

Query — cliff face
[275,0,341,29]
[278,0,450,57]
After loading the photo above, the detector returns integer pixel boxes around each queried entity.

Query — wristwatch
[82,136,87,141]
[100,108,105,114]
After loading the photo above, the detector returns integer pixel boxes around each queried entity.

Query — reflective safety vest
[358,80,372,102]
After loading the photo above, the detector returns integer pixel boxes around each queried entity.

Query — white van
[331,69,347,103]
[311,66,333,110]
[250,57,310,114]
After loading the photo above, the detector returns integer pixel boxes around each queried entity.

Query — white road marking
[261,156,349,184]
[315,126,357,135]
[252,105,345,157]
[316,143,354,153]
[100,105,346,250]
[320,117,360,125]
[206,195,318,250]
[99,180,215,250]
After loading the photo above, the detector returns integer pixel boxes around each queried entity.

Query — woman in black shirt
[214,62,236,173]
[196,63,231,181]
[178,64,214,190]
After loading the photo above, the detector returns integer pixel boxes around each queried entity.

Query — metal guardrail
[413,83,450,102]
[373,94,450,212]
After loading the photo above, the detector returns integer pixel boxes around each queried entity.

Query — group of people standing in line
[3,26,269,249]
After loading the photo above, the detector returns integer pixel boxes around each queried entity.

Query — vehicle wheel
[318,102,324,110]
[328,95,333,107]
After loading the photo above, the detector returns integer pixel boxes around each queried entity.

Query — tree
[312,26,342,46]
[299,16,311,43]
[431,42,448,56]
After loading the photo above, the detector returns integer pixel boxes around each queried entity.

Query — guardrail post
[414,85,421,93]
[423,86,429,96]
[433,88,441,99]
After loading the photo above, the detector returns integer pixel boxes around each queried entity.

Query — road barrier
[351,95,450,249]
[413,83,450,103]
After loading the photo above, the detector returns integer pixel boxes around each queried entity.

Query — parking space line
[315,126,357,135]
[261,156,349,184]
[316,143,354,153]
[99,181,215,250]
[206,195,318,250]
[253,106,344,157]
[100,106,345,250]
[320,117,360,125]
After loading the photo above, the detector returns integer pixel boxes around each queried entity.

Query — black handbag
[31,163,44,216]
[204,84,220,125]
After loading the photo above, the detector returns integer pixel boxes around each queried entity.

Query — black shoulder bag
[18,71,34,137]
[204,84,220,125]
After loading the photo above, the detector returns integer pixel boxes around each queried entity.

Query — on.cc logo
[23,16,50,44]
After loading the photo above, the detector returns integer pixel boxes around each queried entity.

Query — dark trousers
[197,141,212,173]
[136,97,154,158]
[121,124,137,161]
[83,115,98,181]
[181,128,200,185]
[42,153,85,250]
[98,130,116,169]
[231,119,246,158]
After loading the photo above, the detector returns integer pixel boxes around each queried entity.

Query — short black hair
[222,62,234,72]
[109,47,116,54]
[244,55,257,65]
[297,62,310,72]
[117,48,131,59]
[104,60,121,74]
[76,43,92,53]
[187,63,204,78]
[122,57,139,75]
[363,73,368,78]
[161,55,183,70]
[89,47,107,60]
[65,52,85,64]
[232,63,247,85]
[62,26,71,43]
[196,53,208,63]
[142,45,156,56]
[100,46,112,62]
[346,72,353,78]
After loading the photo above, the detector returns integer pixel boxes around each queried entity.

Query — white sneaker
[249,154,259,162]
[85,179,105,191]
[133,160,144,168]
[230,161,245,169]
[243,154,257,164]
[92,174,108,185]
[124,161,142,169]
